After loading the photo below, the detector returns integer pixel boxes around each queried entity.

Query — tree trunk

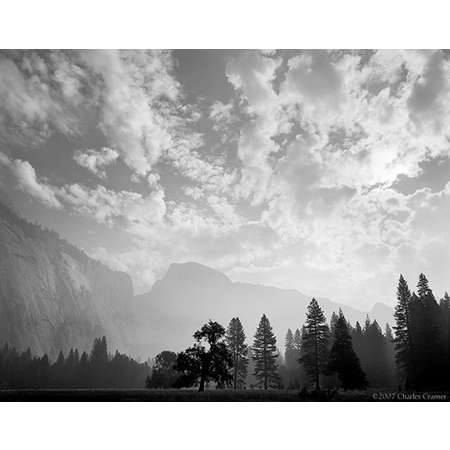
[199,376,205,392]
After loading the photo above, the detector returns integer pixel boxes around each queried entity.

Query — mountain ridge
[134,261,394,356]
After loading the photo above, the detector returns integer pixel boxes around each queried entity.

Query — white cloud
[0,51,92,147]
[58,183,167,234]
[78,50,183,177]
[0,151,62,208]
[226,51,282,204]
[74,147,119,178]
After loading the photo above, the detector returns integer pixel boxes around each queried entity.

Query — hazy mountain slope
[0,204,136,358]
[134,262,394,356]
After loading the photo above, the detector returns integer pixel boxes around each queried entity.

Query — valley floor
[0,388,448,402]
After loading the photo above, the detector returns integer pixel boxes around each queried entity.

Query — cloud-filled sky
[0,49,449,308]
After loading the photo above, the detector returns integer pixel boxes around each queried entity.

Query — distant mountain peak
[165,262,230,285]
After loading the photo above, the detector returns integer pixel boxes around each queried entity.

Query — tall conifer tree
[393,274,413,384]
[252,314,280,389]
[327,311,367,390]
[299,298,330,391]
[225,317,248,389]
[293,328,302,353]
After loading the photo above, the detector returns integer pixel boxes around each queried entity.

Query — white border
[0,0,449,49]
[1,402,449,449]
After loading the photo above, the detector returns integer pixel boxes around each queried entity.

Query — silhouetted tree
[252,314,280,389]
[146,351,179,388]
[409,274,443,389]
[440,292,450,388]
[327,311,367,390]
[225,317,248,389]
[174,320,232,392]
[393,274,413,386]
[78,351,89,387]
[294,328,302,353]
[53,351,66,387]
[90,336,108,387]
[299,298,330,391]
[330,311,339,336]
[359,319,394,387]
[284,328,303,388]
[351,322,364,356]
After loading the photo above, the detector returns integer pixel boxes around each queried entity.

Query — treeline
[0,337,149,389]
[281,315,396,389]
[147,304,376,391]
[394,273,450,390]
[148,272,448,392]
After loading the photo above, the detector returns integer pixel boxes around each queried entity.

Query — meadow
[0,388,447,402]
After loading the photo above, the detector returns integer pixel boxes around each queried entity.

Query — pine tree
[363,315,371,334]
[440,292,450,388]
[225,317,248,389]
[362,320,393,387]
[252,314,280,389]
[53,350,66,387]
[417,273,432,301]
[393,274,413,385]
[330,311,339,336]
[299,298,330,391]
[90,336,109,387]
[285,329,294,352]
[284,329,295,369]
[293,328,302,353]
[284,328,299,388]
[412,274,443,388]
[327,311,367,390]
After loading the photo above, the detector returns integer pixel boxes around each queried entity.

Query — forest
[0,337,149,389]
[0,272,449,397]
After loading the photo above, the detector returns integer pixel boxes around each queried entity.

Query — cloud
[74,147,119,178]
[0,51,91,147]
[0,152,62,208]
[164,135,236,195]
[58,183,167,234]
[78,50,183,177]
[209,100,234,124]
[226,51,282,204]
[0,50,200,181]
[282,51,343,105]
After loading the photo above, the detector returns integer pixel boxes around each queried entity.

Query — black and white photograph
[1,6,450,448]
[1,46,449,403]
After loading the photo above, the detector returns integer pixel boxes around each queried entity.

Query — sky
[0,49,449,308]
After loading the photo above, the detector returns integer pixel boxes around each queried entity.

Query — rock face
[0,204,136,359]
[135,261,394,356]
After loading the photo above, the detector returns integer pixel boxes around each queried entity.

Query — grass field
[0,388,448,401]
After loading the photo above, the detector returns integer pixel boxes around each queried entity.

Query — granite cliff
[0,203,136,358]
